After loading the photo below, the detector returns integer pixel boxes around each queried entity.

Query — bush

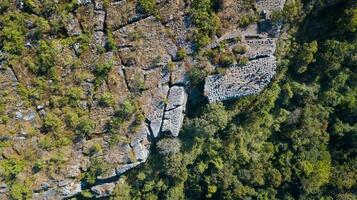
[99,92,114,107]
[43,112,63,133]
[10,181,32,200]
[94,59,114,86]
[138,0,157,15]
[65,111,80,128]
[232,45,248,55]
[66,87,83,107]
[236,56,249,65]
[0,12,26,55]
[36,40,58,77]
[239,13,258,28]
[190,0,221,49]
[0,0,11,13]
[219,54,235,67]
[176,48,186,60]
[188,67,207,86]
[76,117,95,137]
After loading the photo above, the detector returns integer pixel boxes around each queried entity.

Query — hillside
[0,0,356,199]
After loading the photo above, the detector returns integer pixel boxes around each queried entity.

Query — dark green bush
[43,112,63,133]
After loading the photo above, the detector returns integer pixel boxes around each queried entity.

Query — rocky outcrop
[0,0,286,198]
[91,183,116,198]
[205,57,277,102]
[204,0,285,103]
[162,86,187,136]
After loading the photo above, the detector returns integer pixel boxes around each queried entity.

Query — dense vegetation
[112,0,357,199]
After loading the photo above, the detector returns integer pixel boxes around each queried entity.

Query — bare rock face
[162,86,187,136]
[64,13,82,36]
[205,57,277,102]
[106,0,146,30]
[91,183,116,198]
[204,0,285,103]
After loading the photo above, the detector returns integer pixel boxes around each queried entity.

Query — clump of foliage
[218,53,235,67]
[94,58,114,87]
[99,92,115,107]
[42,112,63,133]
[232,44,248,55]
[187,66,208,86]
[138,0,158,17]
[176,48,187,60]
[0,12,27,55]
[190,0,221,49]
[239,13,258,27]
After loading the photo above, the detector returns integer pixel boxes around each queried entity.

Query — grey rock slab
[64,13,82,36]
[162,105,185,137]
[91,183,115,198]
[204,56,277,103]
[165,86,187,111]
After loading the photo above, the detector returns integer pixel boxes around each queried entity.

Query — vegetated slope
[116,0,357,199]
[0,0,264,198]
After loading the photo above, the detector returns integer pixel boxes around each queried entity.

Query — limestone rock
[106,0,145,30]
[94,10,106,31]
[204,57,277,102]
[64,13,82,36]
[91,183,115,198]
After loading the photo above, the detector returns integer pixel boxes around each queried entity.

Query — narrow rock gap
[112,15,150,32]
[158,85,171,135]
[117,54,131,92]
[248,54,271,61]
[165,105,181,112]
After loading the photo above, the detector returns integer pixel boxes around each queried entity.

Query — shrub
[190,0,221,49]
[65,111,80,128]
[0,12,26,55]
[232,45,248,55]
[94,59,114,86]
[0,158,25,180]
[176,48,186,60]
[0,0,11,13]
[10,181,32,200]
[35,40,58,77]
[239,13,258,28]
[99,92,114,107]
[236,56,249,65]
[76,117,95,137]
[43,112,63,133]
[219,54,235,67]
[188,67,207,86]
[138,0,157,15]
[83,157,106,185]
[66,87,83,107]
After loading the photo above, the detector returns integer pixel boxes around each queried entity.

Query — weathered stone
[113,17,177,70]
[59,181,82,197]
[165,86,187,110]
[91,183,115,198]
[116,162,142,175]
[244,38,276,59]
[162,105,185,137]
[204,56,277,102]
[0,183,7,193]
[64,13,82,36]
[94,10,106,31]
[106,0,145,30]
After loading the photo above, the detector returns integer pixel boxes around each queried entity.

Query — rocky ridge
[205,0,285,102]
[0,0,285,199]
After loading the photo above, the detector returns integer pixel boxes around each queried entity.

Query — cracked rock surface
[204,0,285,103]
[0,0,285,198]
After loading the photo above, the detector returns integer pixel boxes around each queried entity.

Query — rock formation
[0,0,285,198]
[204,0,285,103]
